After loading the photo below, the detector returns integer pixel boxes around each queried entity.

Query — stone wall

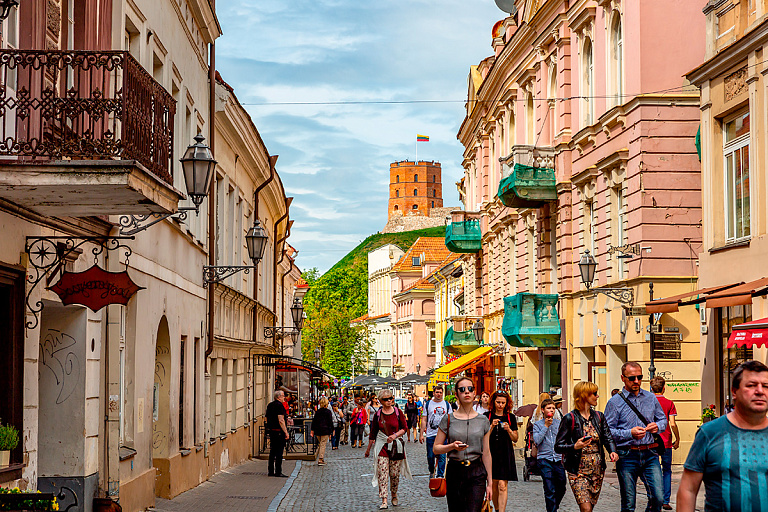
[381,206,455,233]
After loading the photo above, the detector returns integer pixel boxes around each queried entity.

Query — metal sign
[48,264,143,312]
[627,306,647,316]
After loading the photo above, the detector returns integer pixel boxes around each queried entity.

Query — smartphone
[457,442,468,448]
[582,435,593,442]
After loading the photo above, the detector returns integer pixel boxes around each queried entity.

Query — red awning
[646,283,741,313]
[705,277,768,308]
[727,317,768,348]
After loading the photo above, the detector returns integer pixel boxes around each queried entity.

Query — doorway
[153,316,171,460]
[588,362,607,411]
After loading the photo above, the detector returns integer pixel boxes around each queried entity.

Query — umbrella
[513,403,538,417]
[398,373,429,384]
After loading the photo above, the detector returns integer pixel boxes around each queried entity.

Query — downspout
[205,36,216,459]
[280,254,297,356]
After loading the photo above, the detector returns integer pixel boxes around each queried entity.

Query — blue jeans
[616,448,664,512]
[660,448,672,505]
[426,436,446,478]
[538,459,566,512]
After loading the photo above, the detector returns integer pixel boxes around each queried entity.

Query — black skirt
[488,416,518,481]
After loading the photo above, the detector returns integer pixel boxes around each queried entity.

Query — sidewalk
[151,458,297,512]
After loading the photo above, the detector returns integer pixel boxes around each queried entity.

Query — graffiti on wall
[40,329,80,404]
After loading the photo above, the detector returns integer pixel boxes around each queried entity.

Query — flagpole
[415,138,418,162]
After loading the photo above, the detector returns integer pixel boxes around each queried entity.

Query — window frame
[722,110,751,242]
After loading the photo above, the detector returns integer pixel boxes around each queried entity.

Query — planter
[0,450,9,467]
[702,416,713,423]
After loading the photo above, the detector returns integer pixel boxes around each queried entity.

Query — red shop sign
[48,264,144,312]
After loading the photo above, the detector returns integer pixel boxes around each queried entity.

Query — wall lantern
[203,219,268,285]
[472,319,485,343]
[577,249,634,306]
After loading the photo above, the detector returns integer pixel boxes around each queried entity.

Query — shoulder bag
[377,408,406,461]
[428,413,450,497]
[618,392,665,456]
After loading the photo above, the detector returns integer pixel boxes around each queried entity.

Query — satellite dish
[494,0,518,15]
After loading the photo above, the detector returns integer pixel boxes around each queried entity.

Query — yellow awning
[428,346,493,389]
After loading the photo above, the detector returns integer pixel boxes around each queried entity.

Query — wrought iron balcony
[498,145,557,208]
[445,210,481,253]
[0,50,182,216]
[501,292,561,348]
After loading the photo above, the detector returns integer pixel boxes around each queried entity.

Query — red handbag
[429,477,447,497]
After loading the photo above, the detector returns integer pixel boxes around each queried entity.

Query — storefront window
[718,304,752,412]
[723,111,750,241]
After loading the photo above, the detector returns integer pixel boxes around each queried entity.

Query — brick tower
[388,161,443,220]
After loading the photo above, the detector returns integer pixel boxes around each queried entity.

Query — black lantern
[0,0,18,21]
[314,347,321,363]
[290,298,304,329]
[416,363,421,374]
[180,134,217,211]
[245,220,268,265]
[578,250,598,289]
[472,319,485,343]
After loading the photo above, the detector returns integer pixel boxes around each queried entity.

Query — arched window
[396,175,400,183]
[412,204,418,210]
[394,205,399,211]
[413,189,418,196]
[432,175,436,183]
[431,201,435,207]
[396,190,399,197]
[526,92,535,144]
[432,189,436,197]
[414,174,419,182]
[583,38,594,125]
[610,15,623,107]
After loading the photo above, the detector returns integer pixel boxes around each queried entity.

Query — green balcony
[444,326,482,355]
[445,219,482,253]
[502,292,561,348]
[497,163,557,208]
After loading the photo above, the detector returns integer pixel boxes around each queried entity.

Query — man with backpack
[420,384,451,478]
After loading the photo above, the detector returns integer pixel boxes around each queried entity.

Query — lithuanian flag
[417,134,429,142]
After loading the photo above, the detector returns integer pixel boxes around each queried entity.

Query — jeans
[268,430,286,476]
[660,448,672,505]
[446,459,487,512]
[539,459,567,512]
[426,436,446,478]
[351,423,365,445]
[331,426,342,448]
[616,448,664,512]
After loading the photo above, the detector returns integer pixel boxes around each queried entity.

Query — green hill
[328,226,446,273]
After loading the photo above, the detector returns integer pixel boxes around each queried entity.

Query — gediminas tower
[388,160,443,220]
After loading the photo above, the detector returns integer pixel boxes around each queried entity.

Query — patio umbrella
[513,403,538,418]
[398,373,429,384]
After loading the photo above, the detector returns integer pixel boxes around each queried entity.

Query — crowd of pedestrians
[263,358,767,512]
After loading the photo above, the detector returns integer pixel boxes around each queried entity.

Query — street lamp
[119,134,217,235]
[577,250,634,306]
[314,347,321,365]
[0,1,18,21]
[203,218,268,284]
[416,363,421,374]
[290,298,304,329]
[472,319,485,344]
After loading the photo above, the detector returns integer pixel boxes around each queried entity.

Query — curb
[267,460,302,512]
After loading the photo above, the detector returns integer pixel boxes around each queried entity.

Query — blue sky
[216,0,504,273]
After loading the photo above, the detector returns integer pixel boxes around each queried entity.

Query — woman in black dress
[404,394,420,442]
[484,390,518,512]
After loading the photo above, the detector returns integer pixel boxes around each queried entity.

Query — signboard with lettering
[48,264,143,312]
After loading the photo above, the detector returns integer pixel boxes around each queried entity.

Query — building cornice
[686,19,768,85]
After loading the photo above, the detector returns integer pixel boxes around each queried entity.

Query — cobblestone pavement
[275,439,655,512]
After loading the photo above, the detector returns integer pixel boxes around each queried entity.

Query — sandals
[379,502,388,509]
[391,497,399,506]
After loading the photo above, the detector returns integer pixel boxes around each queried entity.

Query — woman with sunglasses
[555,381,618,512]
[484,390,518,512]
[433,377,492,512]
[365,390,411,509]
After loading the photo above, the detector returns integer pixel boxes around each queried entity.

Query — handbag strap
[619,391,651,426]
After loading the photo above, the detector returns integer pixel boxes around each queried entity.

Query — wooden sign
[49,264,143,312]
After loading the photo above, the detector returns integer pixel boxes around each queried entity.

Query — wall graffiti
[40,329,80,404]
[666,382,699,394]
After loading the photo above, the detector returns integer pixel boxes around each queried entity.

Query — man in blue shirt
[604,361,667,512]
[534,399,566,512]
[677,360,768,512]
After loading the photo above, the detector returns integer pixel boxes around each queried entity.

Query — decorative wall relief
[724,67,747,102]
[40,329,80,404]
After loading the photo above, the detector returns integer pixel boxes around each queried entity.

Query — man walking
[266,390,290,477]
[651,376,680,510]
[420,384,449,478]
[677,360,768,512]
[533,398,566,512]
[604,361,667,512]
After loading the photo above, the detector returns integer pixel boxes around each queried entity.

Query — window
[395,190,399,198]
[583,38,594,125]
[526,93,535,144]
[724,111,750,241]
[396,175,400,183]
[394,205,399,211]
[585,201,596,254]
[718,304,752,413]
[610,15,623,107]
[414,174,419,182]
[179,336,186,448]
[428,330,437,355]
[432,175,436,183]
[412,204,418,210]
[412,256,421,266]
[431,201,435,207]
[413,189,418,196]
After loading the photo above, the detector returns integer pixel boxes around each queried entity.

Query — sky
[216,0,505,273]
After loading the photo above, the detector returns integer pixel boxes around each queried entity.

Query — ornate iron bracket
[202,265,255,285]
[24,236,134,330]
[118,206,197,235]
[588,287,635,306]
[608,243,641,258]
[264,326,300,340]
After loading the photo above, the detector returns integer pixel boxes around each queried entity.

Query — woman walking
[365,389,411,509]
[404,394,420,442]
[366,396,381,428]
[350,399,368,448]
[330,401,343,450]
[433,377,492,512]
[555,382,618,512]
[473,391,491,415]
[484,390,518,512]
[310,397,334,466]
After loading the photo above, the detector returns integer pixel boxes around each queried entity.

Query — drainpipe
[205,36,216,459]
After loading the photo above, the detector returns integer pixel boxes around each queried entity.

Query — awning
[727,317,768,348]
[428,346,493,388]
[705,277,768,308]
[646,283,741,313]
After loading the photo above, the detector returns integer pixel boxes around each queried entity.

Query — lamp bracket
[264,326,300,341]
[24,236,135,330]
[203,265,255,285]
[118,206,198,236]
[588,287,635,306]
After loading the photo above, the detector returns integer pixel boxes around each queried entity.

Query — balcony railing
[445,210,482,253]
[0,50,175,185]
[501,292,561,348]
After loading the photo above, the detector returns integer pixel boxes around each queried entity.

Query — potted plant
[701,404,717,423]
[0,422,19,467]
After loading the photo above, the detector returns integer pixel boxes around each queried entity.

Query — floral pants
[377,456,402,499]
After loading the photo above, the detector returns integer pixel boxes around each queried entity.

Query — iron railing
[258,422,318,457]
[0,50,175,184]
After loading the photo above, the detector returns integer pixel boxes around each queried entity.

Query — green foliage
[0,487,59,511]
[300,227,443,377]
[0,422,19,451]
[444,395,457,404]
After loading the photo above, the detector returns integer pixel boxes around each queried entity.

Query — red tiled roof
[350,314,369,324]
[392,237,454,272]
[295,278,309,288]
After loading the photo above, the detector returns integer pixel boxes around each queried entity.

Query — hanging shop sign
[48,264,143,312]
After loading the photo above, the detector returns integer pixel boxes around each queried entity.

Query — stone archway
[153,316,171,460]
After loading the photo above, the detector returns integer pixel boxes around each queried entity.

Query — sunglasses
[457,386,475,393]
[625,375,643,382]
[382,396,394,401]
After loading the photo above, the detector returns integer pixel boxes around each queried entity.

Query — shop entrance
[542,351,562,396]
[716,305,752,413]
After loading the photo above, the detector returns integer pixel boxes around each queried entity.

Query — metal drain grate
[240,472,270,476]
[227,496,268,500]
